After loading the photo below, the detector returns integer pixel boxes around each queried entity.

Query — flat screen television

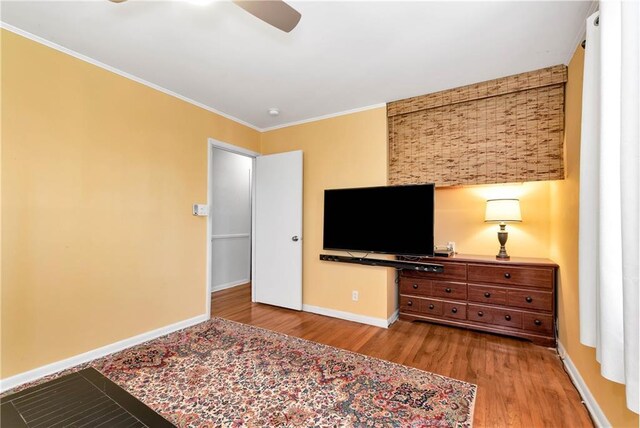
[323,184,435,256]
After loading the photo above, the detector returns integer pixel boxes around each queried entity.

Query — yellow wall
[435,182,551,258]
[551,46,639,427]
[261,109,394,320]
[1,30,260,378]
[260,109,552,321]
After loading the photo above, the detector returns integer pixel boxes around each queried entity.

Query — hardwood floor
[212,283,593,427]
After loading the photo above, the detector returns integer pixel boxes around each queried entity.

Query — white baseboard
[557,342,611,427]
[211,279,250,293]
[387,309,400,326]
[0,313,209,393]
[302,304,389,328]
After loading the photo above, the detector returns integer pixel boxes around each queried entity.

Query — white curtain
[578,1,639,414]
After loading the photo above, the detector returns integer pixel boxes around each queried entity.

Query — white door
[254,150,303,310]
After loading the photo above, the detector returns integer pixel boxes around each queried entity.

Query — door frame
[206,138,260,318]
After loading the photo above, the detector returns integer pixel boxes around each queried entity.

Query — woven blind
[388,65,568,187]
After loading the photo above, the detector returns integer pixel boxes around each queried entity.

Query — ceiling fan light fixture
[186,0,217,7]
[233,0,301,33]
[107,0,301,33]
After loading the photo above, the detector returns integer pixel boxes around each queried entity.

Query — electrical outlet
[352,290,359,301]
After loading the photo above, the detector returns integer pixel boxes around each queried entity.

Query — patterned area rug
[7,318,477,427]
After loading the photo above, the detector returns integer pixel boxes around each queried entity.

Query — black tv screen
[323,184,435,256]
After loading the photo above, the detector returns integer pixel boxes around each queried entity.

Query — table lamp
[485,199,522,260]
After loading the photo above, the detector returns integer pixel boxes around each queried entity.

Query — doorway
[210,148,252,290]
[206,139,259,317]
[206,139,303,318]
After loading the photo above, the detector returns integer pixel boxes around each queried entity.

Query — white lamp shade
[485,199,522,222]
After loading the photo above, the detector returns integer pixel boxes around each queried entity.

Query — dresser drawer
[399,277,432,296]
[400,295,421,312]
[468,304,523,329]
[468,284,508,305]
[468,264,554,289]
[443,302,466,320]
[431,281,467,299]
[507,289,553,311]
[420,298,444,316]
[402,261,467,281]
[523,313,554,335]
[399,255,557,347]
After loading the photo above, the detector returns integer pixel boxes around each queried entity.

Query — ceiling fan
[108,0,302,33]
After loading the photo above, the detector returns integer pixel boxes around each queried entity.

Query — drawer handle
[534,319,542,326]
[477,311,484,317]
[484,292,491,298]
[526,296,533,303]
[407,300,413,307]
[413,284,419,289]
[504,273,511,279]
[445,288,452,293]
[428,304,435,310]
[505,314,512,321]
[451,307,458,314]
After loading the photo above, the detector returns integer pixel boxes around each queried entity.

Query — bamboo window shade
[387,65,568,187]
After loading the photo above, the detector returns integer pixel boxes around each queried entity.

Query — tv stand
[398,254,558,347]
[319,254,443,272]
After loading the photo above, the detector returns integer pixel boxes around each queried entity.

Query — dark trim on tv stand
[319,254,444,272]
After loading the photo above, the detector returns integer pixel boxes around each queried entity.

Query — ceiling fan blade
[233,0,301,33]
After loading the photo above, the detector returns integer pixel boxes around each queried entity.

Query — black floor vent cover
[1,368,175,428]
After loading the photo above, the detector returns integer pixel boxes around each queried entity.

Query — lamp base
[496,223,510,260]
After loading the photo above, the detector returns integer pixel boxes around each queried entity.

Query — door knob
[292,236,299,242]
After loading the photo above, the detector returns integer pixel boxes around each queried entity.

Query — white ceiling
[1,1,593,130]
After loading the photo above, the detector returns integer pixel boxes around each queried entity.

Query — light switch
[192,204,209,216]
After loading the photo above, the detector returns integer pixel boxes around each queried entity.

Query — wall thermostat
[192,204,209,216]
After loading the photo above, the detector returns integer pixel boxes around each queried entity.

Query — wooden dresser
[399,254,558,347]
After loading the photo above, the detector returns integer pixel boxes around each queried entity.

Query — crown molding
[0,22,262,132]
[261,103,386,132]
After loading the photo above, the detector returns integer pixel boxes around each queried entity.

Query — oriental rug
[5,318,477,427]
